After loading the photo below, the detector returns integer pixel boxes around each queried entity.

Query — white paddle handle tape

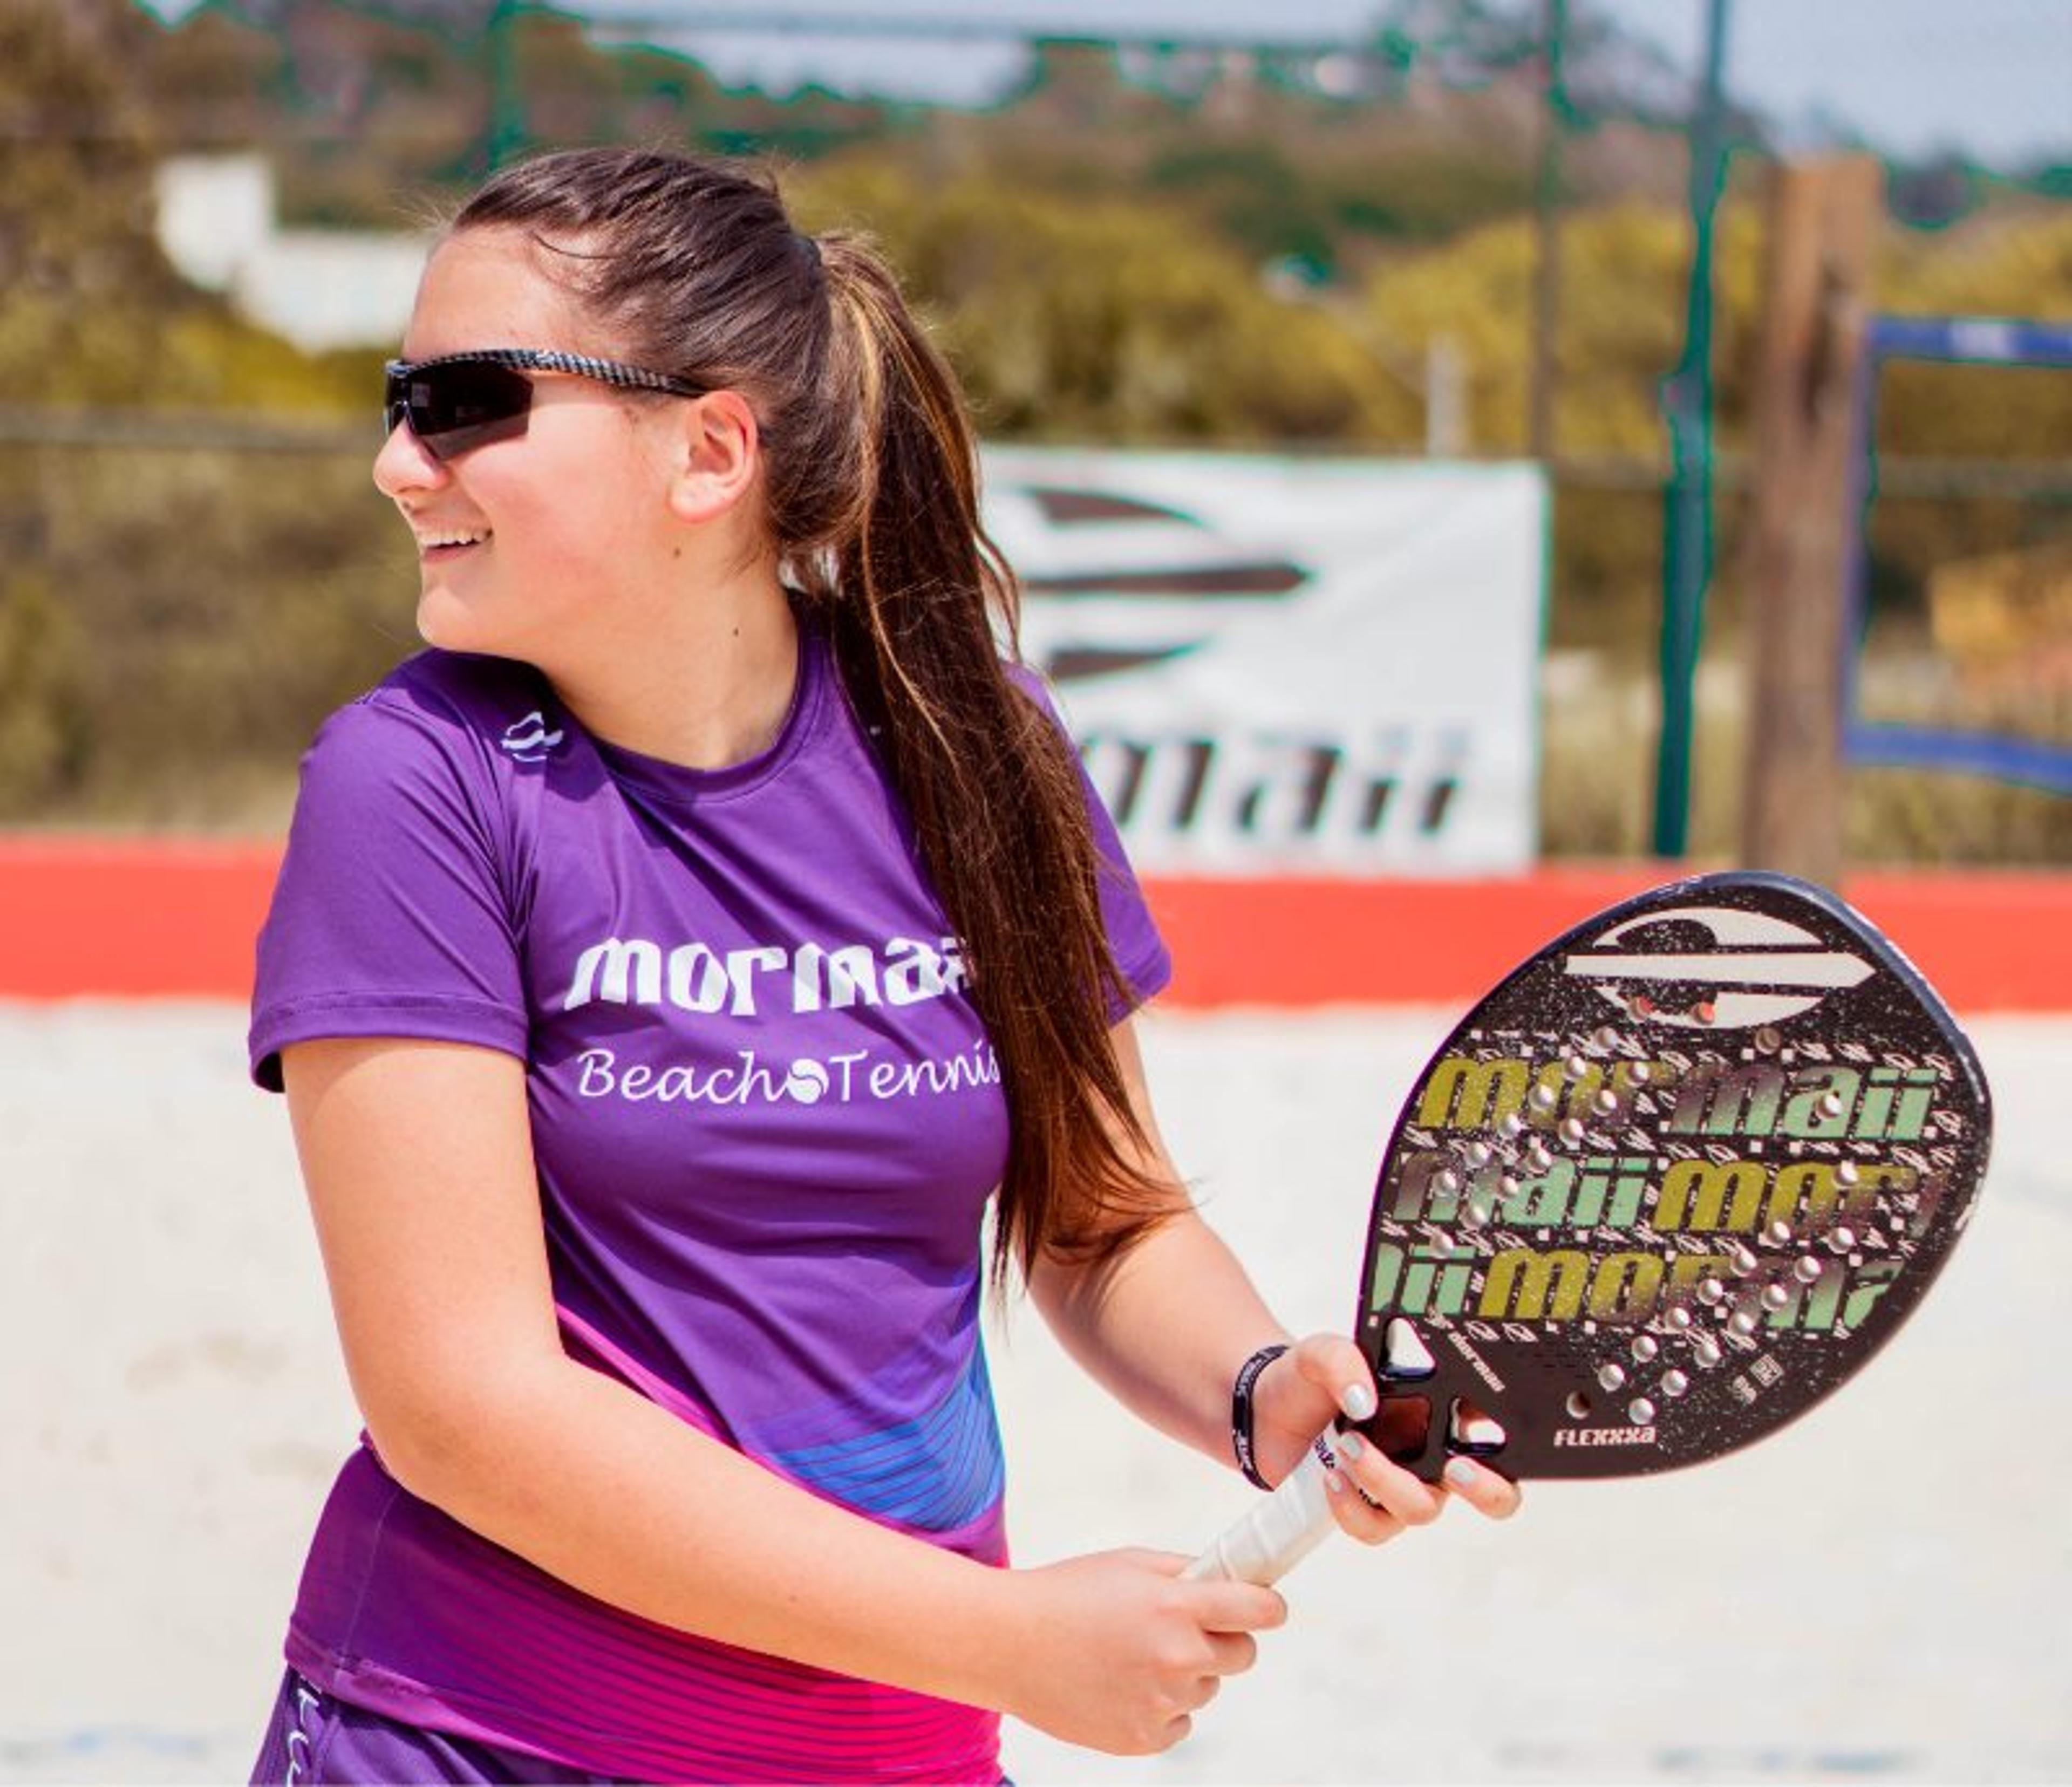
[1181,1436,1338,1586]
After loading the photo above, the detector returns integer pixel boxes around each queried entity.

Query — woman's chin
[416,589,490,655]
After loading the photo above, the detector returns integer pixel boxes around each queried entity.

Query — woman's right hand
[994,1549,1286,1755]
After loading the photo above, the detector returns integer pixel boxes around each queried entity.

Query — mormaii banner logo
[981,447,1546,876]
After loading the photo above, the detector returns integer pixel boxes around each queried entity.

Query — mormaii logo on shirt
[562,934,969,1018]
[500,711,564,762]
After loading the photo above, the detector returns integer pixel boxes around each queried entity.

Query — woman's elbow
[355,1360,551,1512]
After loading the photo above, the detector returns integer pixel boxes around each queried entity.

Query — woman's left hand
[1248,1333,1522,1541]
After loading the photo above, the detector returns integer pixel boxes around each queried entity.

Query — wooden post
[1738,155,1883,886]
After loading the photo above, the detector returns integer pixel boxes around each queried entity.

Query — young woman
[246,146,1518,1785]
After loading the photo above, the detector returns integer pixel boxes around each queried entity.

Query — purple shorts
[249,1669,622,1785]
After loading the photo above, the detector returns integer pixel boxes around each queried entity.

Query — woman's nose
[372,414,447,499]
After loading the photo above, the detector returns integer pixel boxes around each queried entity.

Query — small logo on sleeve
[500,711,565,762]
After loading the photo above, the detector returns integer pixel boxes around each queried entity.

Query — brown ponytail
[451,148,1170,1280]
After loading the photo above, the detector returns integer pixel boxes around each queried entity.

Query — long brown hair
[452,147,1167,1281]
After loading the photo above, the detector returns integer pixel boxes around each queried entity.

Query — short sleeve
[249,692,530,1091]
[1012,667,1171,1019]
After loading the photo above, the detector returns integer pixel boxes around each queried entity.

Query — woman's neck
[549,569,801,772]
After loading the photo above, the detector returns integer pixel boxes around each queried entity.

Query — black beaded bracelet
[1230,1342,1290,1491]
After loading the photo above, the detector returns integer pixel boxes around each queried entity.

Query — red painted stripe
[1147,869,2072,1013]
[0,837,281,1000]
[0,840,2064,1012]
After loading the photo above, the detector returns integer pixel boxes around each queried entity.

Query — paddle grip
[1181,1438,1337,1586]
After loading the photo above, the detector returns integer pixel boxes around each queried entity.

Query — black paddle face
[1351,872,1992,1482]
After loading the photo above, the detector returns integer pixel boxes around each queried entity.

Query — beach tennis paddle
[1186,871,1992,1585]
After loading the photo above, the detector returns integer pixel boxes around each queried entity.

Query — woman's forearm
[1039,1020,1297,1466]
[1031,1206,1291,1467]
[383,1349,1025,1714]
[381,1345,1297,1760]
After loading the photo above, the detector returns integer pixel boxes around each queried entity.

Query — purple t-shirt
[249,622,1169,1783]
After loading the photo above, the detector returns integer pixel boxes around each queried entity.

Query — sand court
[2,1001,2064,1784]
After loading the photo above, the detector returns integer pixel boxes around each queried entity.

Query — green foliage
[1851,212,2072,633]
[0,555,88,806]
[0,0,394,819]
[1323,144,1537,244]
[0,443,408,821]
[793,165,1421,447]
[0,0,369,414]
[1538,652,2072,866]
[1876,209,2072,459]
[0,0,2061,857]
[0,0,185,412]
[0,1,167,301]
[1361,200,1773,461]
[1145,139,1338,270]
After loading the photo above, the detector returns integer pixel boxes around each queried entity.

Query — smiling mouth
[414,528,489,556]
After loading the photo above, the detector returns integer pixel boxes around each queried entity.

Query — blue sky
[577,0,2072,167]
[141,1,2072,168]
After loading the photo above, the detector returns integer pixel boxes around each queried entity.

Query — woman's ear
[664,390,761,525]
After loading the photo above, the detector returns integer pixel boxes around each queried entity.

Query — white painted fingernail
[1337,1430,1366,1463]
[1444,1457,1478,1489]
[1341,1383,1378,1422]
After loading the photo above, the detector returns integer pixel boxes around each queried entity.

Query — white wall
[153,153,430,353]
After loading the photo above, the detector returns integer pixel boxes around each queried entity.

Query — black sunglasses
[383,349,707,461]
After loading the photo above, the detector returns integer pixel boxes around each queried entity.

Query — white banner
[980,447,1547,876]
